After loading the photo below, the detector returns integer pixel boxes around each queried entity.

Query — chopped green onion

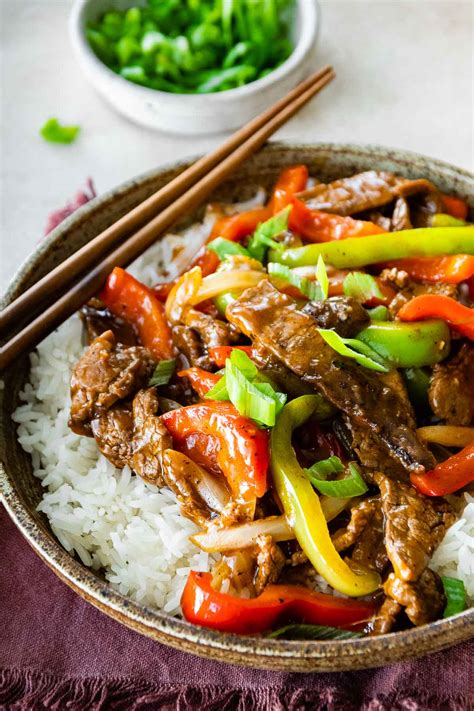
[247,206,292,262]
[366,305,390,321]
[306,462,368,498]
[442,576,466,618]
[207,237,250,260]
[268,624,363,640]
[305,455,344,479]
[149,359,176,387]
[204,375,229,401]
[206,349,286,426]
[316,255,329,299]
[40,118,80,144]
[267,263,324,300]
[343,272,385,303]
[317,329,390,372]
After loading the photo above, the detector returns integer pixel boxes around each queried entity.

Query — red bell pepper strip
[442,194,469,221]
[269,164,309,213]
[398,294,474,340]
[162,401,269,500]
[177,367,221,397]
[379,255,474,284]
[181,571,376,634]
[289,198,386,243]
[411,441,474,496]
[207,206,273,243]
[100,267,174,360]
[208,345,254,368]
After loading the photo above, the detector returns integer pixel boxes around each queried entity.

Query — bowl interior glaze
[1,143,473,672]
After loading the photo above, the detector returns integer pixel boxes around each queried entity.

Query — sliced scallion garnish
[207,237,251,260]
[317,329,389,372]
[442,576,466,618]
[343,271,385,303]
[267,263,324,301]
[306,461,368,498]
[366,305,390,321]
[247,206,292,262]
[149,359,176,387]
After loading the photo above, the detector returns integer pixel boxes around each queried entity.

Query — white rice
[11,187,474,613]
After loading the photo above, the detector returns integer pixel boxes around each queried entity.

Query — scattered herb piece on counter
[86,0,295,94]
[40,118,80,144]
[442,576,466,618]
[268,624,364,640]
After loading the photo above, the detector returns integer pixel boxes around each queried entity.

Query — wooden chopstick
[0,67,335,370]
[0,65,332,334]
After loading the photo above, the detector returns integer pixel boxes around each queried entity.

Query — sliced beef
[375,473,455,582]
[227,281,434,475]
[172,324,211,369]
[172,311,239,370]
[80,300,137,346]
[302,296,370,338]
[131,389,173,486]
[299,171,440,216]
[251,343,316,398]
[383,569,445,626]
[391,197,413,231]
[428,344,474,425]
[371,597,402,635]
[254,534,286,595]
[332,497,388,573]
[90,405,133,468]
[69,330,155,435]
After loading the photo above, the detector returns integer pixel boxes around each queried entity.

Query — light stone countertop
[1,0,473,290]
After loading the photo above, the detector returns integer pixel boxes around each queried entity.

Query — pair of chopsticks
[0,65,335,371]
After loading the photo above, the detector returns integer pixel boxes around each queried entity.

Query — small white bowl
[69,0,319,135]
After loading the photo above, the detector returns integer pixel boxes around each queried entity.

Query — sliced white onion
[417,426,474,448]
[191,515,293,552]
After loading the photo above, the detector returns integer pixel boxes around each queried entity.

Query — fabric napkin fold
[1,186,472,710]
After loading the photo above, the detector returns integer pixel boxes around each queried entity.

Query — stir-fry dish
[68,165,473,639]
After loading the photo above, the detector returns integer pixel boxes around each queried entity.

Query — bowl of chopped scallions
[69,0,319,134]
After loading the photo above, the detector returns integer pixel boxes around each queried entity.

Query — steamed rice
[11,190,474,615]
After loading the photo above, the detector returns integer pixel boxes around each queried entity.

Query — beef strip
[251,343,316,398]
[379,268,459,316]
[299,171,440,216]
[371,597,402,635]
[332,497,388,573]
[391,197,413,231]
[80,299,137,346]
[172,311,239,370]
[383,569,445,626]
[227,281,434,475]
[302,296,370,338]
[375,473,455,581]
[69,330,155,435]
[254,534,286,595]
[429,344,474,425]
[131,389,173,486]
[90,405,133,468]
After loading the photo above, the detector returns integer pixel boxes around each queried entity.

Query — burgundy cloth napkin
[1,186,473,710]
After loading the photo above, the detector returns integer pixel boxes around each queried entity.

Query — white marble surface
[1,0,473,290]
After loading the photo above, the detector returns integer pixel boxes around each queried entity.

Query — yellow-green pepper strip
[431,214,468,227]
[269,226,474,269]
[356,319,450,368]
[270,396,381,597]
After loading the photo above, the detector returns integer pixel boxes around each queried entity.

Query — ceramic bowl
[1,143,473,672]
[69,0,319,135]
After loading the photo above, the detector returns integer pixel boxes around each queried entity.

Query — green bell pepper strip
[270,396,381,597]
[269,226,474,269]
[431,214,467,228]
[402,367,431,417]
[356,320,450,368]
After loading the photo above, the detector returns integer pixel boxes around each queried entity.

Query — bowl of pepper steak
[1,142,473,672]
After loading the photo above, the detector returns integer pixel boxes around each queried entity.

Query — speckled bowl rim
[1,142,473,673]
